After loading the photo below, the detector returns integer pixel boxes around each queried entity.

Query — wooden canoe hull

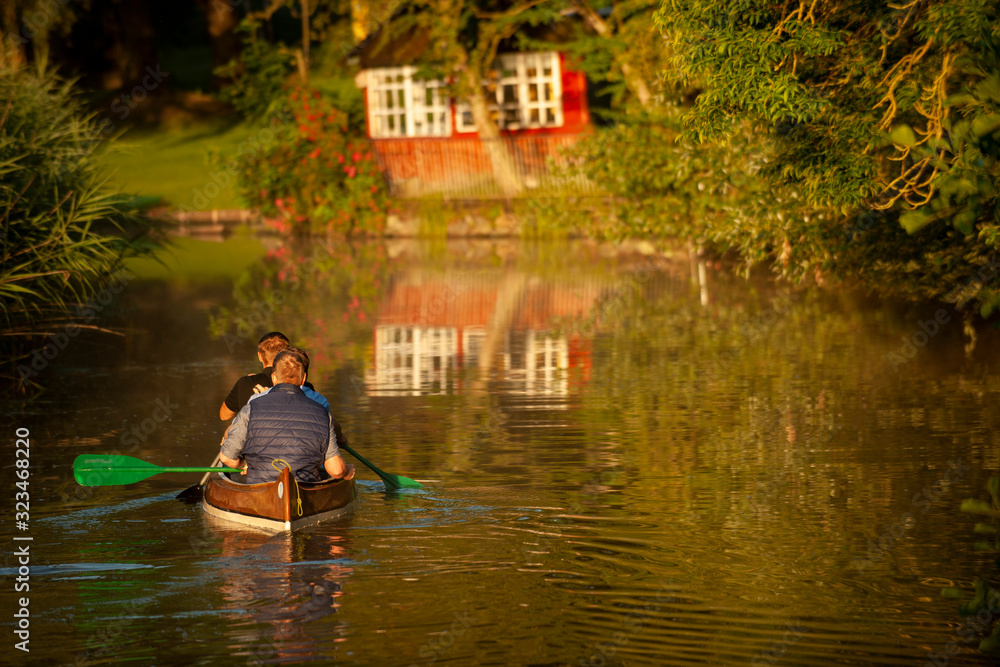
[202,466,356,531]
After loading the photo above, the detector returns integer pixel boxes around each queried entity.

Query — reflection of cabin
[352,15,594,197]
[367,273,600,395]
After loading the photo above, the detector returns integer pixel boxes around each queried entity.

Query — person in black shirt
[219,331,291,420]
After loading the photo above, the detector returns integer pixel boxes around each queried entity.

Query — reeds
[1,63,152,391]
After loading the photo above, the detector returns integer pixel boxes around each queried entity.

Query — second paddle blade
[381,473,423,490]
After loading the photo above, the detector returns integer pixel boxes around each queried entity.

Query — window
[456,52,563,132]
[367,66,451,138]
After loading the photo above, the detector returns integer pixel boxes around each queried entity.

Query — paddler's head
[257,331,290,368]
[272,348,308,386]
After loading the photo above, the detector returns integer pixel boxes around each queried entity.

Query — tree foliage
[544,0,667,110]
[216,19,299,121]
[648,0,1000,315]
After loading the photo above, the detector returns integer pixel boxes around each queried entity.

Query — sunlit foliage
[638,0,1000,315]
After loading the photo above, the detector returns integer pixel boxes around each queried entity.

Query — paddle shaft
[176,452,229,500]
[129,466,239,474]
[198,453,222,487]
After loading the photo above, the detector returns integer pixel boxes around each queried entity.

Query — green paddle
[340,444,422,490]
[74,454,243,487]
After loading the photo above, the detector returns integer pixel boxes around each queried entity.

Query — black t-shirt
[224,366,314,414]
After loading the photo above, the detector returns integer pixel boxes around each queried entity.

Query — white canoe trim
[202,495,356,532]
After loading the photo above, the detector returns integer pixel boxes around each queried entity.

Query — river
[2,235,998,666]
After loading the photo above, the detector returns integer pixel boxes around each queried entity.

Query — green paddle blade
[341,444,422,490]
[73,454,242,487]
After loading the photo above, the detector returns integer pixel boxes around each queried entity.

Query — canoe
[202,466,356,531]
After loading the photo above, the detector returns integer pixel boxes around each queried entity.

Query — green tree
[553,0,665,110]
[215,18,299,121]
[216,0,355,119]
[654,0,1000,315]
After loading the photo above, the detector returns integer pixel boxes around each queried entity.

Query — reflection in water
[209,519,352,663]
[502,329,569,396]
[368,269,605,397]
[5,238,1000,666]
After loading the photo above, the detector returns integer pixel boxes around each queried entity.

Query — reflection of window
[503,330,568,396]
[373,326,456,394]
[367,66,451,138]
[456,52,563,132]
[462,328,486,368]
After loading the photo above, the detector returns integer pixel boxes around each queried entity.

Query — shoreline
[156,206,680,263]
[156,201,600,240]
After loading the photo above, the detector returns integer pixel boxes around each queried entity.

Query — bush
[226,83,388,236]
[545,108,766,246]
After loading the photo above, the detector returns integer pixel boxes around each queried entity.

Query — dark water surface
[3,237,999,666]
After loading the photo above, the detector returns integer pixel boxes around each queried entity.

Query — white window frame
[367,66,452,138]
[456,52,563,132]
[502,330,569,396]
[373,325,457,395]
[461,327,486,368]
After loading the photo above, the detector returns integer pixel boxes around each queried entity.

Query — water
[2,236,998,666]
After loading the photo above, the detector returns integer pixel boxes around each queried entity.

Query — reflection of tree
[210,240,391,386]
[572,264,1000,578]
[213,238,1000,579]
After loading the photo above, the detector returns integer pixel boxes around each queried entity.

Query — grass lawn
[95,76,362,213]
[96,120,255,211]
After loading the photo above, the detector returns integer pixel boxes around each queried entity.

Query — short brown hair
[283,346,310,374]
[272,348,307,385]
[258,331,290,366]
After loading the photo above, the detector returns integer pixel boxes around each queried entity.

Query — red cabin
[354,36,593,197]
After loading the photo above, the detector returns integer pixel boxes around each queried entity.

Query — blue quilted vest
[243,384,330,484]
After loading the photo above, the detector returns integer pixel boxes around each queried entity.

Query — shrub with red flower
[233,83,388,236]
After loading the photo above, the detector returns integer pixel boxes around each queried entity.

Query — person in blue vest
[219,348,354,484]
[246,346,330,411]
